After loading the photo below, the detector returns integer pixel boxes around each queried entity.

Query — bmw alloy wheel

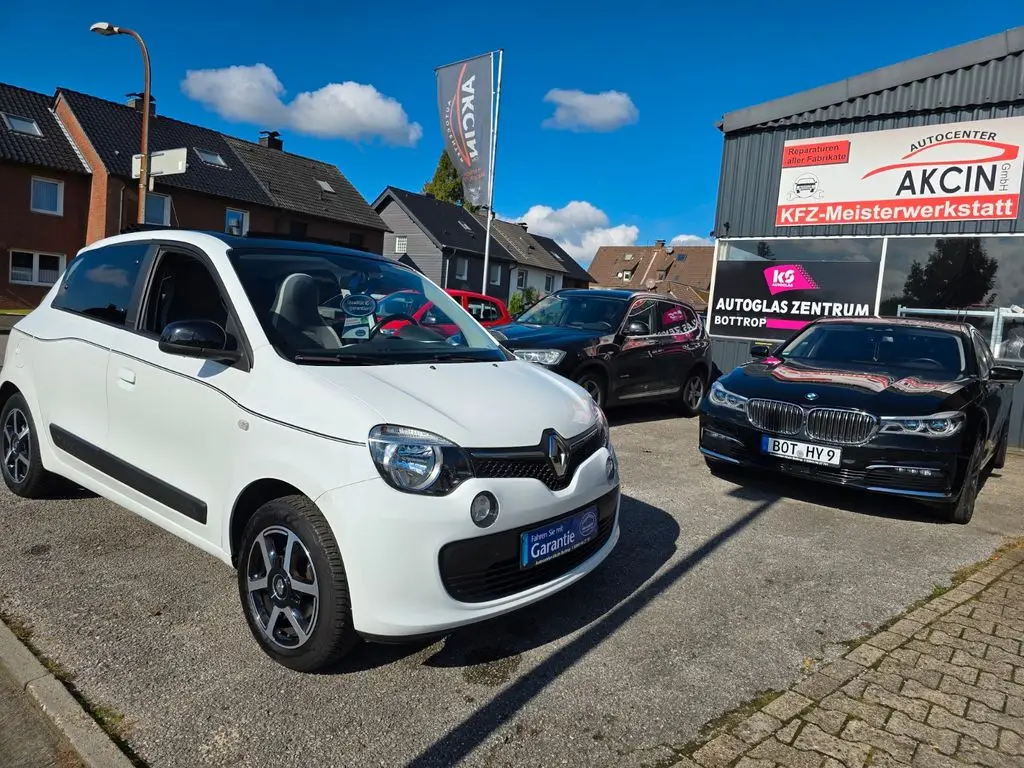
[245,525,320,649]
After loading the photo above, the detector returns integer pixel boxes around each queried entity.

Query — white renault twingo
[0,230,620,671]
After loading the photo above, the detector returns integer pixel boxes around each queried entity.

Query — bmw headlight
[880,411,965,438]
[514,349,566,366]
[708,380,748,411]
[368,425,474,494]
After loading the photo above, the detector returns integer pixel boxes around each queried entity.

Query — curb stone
[0,619,135,768]
[676,540,1024,768]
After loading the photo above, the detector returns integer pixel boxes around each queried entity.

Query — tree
[422,151,477,212]
[897,238,998,310]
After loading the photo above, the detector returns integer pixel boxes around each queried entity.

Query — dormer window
[2,112,42,137]
[316,180,335,193]
[623,253,633,261]
[195,148,228,168]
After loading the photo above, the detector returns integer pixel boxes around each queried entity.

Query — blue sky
[2,2,1021,264]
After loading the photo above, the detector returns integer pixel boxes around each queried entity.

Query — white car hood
[306,360,598,448]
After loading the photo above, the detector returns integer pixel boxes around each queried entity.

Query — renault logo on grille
[547,433,570,478]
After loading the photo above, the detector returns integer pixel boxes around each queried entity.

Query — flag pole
[481,48,503,295]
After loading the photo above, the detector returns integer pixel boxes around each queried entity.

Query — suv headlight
[368,425,474,494]
[879,411,965,438]
[708,380,748,411]
[515,349,566,366]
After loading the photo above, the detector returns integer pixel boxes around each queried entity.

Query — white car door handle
[118,367,136,385]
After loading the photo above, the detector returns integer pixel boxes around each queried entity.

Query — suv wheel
[575,371,606,409]
[1,393,59,498]
[237,494,357,672]
[678,370,707,417]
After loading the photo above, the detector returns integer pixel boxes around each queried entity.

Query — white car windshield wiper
[293,353,395,365]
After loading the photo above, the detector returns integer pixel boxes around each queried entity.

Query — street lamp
[90,21,151,226]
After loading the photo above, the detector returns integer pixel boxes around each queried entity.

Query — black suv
[491,288,713,414]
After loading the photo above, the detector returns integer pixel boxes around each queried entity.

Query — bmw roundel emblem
[805,392,819,401]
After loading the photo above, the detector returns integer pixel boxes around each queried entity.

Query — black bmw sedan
[699,317,1023,524]
[490,288,713,415]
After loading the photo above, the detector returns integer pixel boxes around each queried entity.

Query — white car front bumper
[317,444,620,639]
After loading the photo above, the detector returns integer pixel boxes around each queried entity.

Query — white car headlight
[514,349,566,366]
[590,397,610,446]
[708,380,748,411]
[368,425,474,494]
[879,411,965,438]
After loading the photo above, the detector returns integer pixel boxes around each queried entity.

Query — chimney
[259,130,283,150]
[518,222,528,230]
[654,239,666,249]
[126,92,156,117]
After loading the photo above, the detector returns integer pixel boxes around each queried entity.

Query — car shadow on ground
[607,403,692,427]
[708,462,983,525]
[324,493,681,674]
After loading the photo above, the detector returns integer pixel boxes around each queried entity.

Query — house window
[456,257,469,280]
[225,208,249,235]
[144,193,171,225]
[316,180,335,193]
[544,274,554,292]
[517,269,527,289]
[1,112,42,137]
[394,235,408,254]
[622,269,634,281]
[10,250,65,287]
[30,177,63,216]
[489,263,501,285]
[624,253,633,260]
[196,148,228,168]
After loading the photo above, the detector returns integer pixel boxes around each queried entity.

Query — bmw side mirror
[750,343,771,358]
[159,320,242,363]
[990,365,1023,382]
[624,320,649,337]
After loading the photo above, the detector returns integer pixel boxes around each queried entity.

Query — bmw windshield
[516,293,628,332]
[228,247,507,365]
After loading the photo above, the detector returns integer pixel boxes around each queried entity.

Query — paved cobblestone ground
[680,545,1024,768]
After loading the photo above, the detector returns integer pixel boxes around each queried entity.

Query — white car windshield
[228,247,506,365]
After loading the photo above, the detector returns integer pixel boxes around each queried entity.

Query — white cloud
[670,234,714,246]
[541,89,638,132]
[181,63,422,146]
[507,201,639,265]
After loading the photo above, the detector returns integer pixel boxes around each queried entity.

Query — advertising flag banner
[775,115,1024,227]
[436,53,493,208]
[708,260,881,340]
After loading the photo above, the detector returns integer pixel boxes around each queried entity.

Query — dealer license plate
[520,506,600,569]
[761,435,842,467]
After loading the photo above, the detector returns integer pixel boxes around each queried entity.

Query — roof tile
[0,83,87,173]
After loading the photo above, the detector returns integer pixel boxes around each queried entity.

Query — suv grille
[438,488,619,603]
[806,408,877,445]
[746,399,803,435]
[468,424,605,491]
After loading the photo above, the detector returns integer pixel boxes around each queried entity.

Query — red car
[380,289,511,338]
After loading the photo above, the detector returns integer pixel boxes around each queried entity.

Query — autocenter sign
[775,116,1024,226]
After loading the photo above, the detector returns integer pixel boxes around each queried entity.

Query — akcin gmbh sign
[775,116,1024,226]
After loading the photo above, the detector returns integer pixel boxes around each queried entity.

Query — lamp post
[90,22,151,225]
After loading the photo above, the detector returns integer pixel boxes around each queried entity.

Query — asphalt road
[0,407,1022,768]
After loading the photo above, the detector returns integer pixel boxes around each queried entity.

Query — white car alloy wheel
[3,405,31,485]
[245,525,320,649]
[0,393,57,498]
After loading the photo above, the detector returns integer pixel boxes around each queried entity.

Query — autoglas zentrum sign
[775,116,1024,226]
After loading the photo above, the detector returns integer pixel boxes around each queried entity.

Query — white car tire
[0,392,60,499]
[237,494,358,672]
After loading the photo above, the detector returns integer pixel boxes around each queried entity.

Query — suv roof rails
[120,223,180,234]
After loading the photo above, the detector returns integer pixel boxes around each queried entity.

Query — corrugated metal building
[708,25,1024,446]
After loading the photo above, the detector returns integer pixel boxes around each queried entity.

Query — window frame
[544,273,555,292]
[50,243,151,328]
[30,176,64,216]
[145,193,171,226]
[455,256,469,281]
[2,112,42,137]
[394,235,408,255]
[9,249,66,287]
[225,207,249,235]
[195,148,228,168]
[489,262,501,285]
[516,269,527,289]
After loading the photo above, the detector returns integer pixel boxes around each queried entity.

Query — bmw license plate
[761,435,841,467]
[520,506,600,569]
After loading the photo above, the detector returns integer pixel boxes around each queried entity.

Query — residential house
[473,214,568,300]
[371,187,515,298]
[589,240,715,310]
[531,234,594,289]
[54,90,386,251]
[0,84,90,308]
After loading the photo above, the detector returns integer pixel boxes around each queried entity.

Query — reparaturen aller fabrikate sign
[775,115,1024,227]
